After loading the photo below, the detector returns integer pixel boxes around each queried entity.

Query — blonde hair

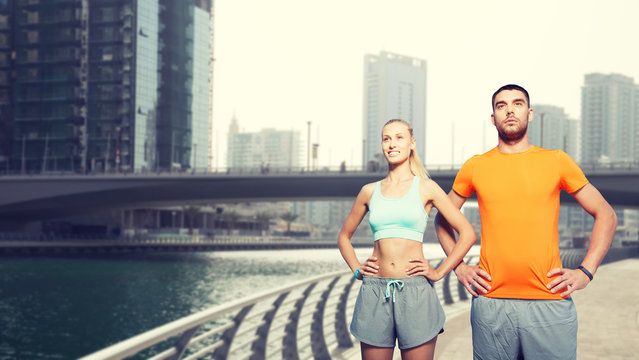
[383,119,430,179]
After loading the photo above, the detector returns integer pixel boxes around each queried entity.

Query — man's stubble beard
[497,119,528,142]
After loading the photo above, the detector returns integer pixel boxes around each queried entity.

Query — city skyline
[212,0,639,169]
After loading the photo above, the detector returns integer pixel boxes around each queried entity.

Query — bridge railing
[1,161,638,178]
[80,255,480,360]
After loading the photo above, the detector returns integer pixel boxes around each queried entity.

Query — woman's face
[381,122,415,164]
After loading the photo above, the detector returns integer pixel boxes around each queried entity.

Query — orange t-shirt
[453,146,588,299]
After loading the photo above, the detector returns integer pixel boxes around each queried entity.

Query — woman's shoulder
[360,181,377,195]
[417,177,444,196]
[353,181,378,204]
[417,176,437,188]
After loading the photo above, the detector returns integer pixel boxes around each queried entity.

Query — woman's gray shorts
[350,276,445,350]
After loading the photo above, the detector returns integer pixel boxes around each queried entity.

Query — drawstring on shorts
[385,279,404,303]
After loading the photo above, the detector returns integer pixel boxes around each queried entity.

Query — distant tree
[280,211,298,236]
[183,205,201,236]
[255,211,273,235]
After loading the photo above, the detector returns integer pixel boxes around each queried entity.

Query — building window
[26,49,38,62]
[26,11,39,24]
[27,30,39,43]
[0,14,8,29]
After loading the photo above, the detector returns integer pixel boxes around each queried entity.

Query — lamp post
[193,143,197,173]
[115,126,120,173]
[312,143,319,170]
[306,121,311,171]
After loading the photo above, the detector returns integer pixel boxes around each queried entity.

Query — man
[435,84,617,360]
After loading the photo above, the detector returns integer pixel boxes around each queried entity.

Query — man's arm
[435,190,491,296]
[546,183,617,297]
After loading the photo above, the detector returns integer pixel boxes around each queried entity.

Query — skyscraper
[1,0,212,174]
[0,2,10,171]
[529,104,579,160]
[226,116,301,171]
[581,73,639,164]
[363,51,426,168]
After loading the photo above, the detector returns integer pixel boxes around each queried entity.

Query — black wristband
[577,265,593,281]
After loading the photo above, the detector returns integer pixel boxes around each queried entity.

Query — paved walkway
[435,258,639,359]
[343,258,639,359]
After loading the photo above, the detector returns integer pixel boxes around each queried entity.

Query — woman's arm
[408,179,476,281]
[434,190,491,295]
[337,184,377,278]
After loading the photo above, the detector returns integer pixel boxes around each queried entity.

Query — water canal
[0,245,479,359]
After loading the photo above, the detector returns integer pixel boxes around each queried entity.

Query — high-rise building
[529,104,579,161]
[226,116,301,171]
[0,3,10,170]
[363,51,426,168]
[1,0,212,173]
[581,73,639,164]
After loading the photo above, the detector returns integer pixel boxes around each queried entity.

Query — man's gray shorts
[471,296,578,360]
[350,276,445,350]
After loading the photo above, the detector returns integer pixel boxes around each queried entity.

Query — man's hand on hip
[455,263,492,297]
[547,267,591,298]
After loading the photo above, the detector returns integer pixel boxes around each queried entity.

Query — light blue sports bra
[368,176,428,242]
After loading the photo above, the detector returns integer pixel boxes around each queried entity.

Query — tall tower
[0,2,12,172]
[581,73,639,164]
[1,0,212,174]
[362,51,426,169]
[529,104,580,161]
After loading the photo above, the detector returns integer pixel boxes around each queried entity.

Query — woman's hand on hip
[360,256,379,277]
[406,258,441,281]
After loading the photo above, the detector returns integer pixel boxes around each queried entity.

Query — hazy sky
[211,0,639,169]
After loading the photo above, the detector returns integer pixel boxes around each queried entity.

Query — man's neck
[496,137,532,154]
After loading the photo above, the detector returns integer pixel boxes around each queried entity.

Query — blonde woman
[338,119,476,360]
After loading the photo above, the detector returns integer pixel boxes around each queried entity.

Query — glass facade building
[0,1,11,170]
[191,5,211,172]
[1,0,211,173]
[581,73,639,164]
[363,51,427,167]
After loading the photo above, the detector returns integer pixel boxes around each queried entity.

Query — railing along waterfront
[78,247,638,360]
[0,236,375,255]
[81,255,480,360]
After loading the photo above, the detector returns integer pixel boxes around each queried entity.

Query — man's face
[491,89,533,142]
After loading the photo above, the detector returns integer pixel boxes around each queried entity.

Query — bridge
[1,163,638,222]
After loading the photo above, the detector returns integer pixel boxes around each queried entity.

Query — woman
[338,119,476,360]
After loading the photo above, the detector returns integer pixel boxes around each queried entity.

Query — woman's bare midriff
[370,238,426,278]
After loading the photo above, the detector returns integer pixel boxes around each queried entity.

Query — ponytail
[383,119,430,179]
[409,148,430,179]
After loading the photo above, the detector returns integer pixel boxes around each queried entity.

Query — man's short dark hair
[492,84,530,111]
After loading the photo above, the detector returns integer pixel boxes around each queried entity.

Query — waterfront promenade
[336,258,639,359]
[435,258,639,359]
